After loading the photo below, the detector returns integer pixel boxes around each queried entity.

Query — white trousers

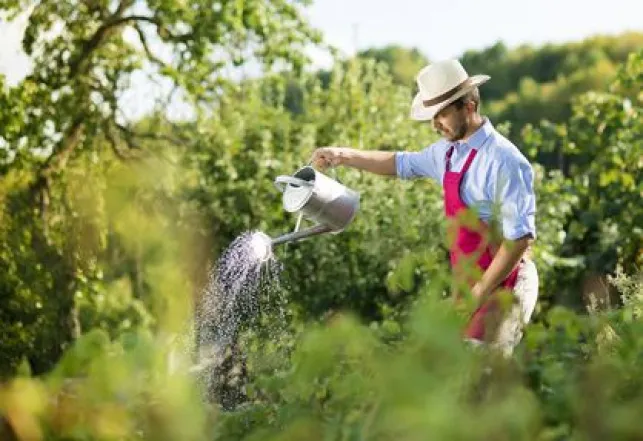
[467,258,539,356]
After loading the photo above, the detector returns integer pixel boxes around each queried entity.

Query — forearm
[339,149,397,176]
[475,236,531,297]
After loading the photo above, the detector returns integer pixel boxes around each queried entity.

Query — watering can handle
[274,176,313,193]
[306,158,341,183]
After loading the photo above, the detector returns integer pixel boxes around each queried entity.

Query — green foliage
[358,45,429,86]
[183,59,445,321]
[0,0,321,177]
[1,270,642,439]
[461,32,642,102]
[461,32,643,139]
[0,0,320,377]
[520,50,642,305]
[1,328,212,441]
[213,270,643,441]
[0,170,77,377]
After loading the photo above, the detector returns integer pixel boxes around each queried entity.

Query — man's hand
[310,148,397,176]
[471,283,488,299]
[475,235,532,298]
[310,147,353,169]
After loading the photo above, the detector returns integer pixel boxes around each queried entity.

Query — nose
[433,118,442,131]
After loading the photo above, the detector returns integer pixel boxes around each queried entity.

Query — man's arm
[311,147,396,176]
[472,235,532,299]
[474,154,537,298]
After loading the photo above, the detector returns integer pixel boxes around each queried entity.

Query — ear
[465,100,476,115]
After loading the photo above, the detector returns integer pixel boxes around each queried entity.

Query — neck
[462,114,485,141]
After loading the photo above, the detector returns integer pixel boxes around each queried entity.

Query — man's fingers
[312,156,330,170]
[311,148,334,169]
[313,158,328,169]
[312,146,347,169]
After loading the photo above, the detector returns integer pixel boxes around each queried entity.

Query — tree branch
[68,22,122,78]
[113,15,162,27]
[116,15,192,42]
[113,123,143,151]
[41,117,86,179]
[68,2,142,78]
[32,116,85,228]
[116,122,188,146]
[68,3,192,78]
[106,124,140,160]
[133,23,168,68]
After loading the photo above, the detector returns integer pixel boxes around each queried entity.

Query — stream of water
[194,231,284,409]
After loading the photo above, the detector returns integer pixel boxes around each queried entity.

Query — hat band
[422,78,473,107]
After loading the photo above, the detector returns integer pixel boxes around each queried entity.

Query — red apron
[443,145,519,341]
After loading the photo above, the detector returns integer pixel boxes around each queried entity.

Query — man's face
[432,102,469,142]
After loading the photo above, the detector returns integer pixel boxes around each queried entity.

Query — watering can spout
[270,224,332,246]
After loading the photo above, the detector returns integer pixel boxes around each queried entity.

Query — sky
[0,0,641,117]
[303,0,642,66]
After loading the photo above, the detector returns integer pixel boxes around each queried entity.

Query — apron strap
[445,145,479,173]
[460,148,478,174]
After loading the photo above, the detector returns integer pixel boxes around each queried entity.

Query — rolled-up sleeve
[492,158,537,240]
[395,146,441,181]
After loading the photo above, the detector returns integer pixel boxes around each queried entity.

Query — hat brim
[410,74,490,121]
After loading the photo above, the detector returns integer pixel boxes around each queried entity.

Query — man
[311,59,538,355]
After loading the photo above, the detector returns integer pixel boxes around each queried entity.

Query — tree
[357,45,429,86]
[0,0,321,200]
[0,0,321,376]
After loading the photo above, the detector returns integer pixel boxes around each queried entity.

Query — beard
[446,118,469,141]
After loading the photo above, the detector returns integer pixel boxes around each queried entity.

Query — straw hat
[410,59,490,121]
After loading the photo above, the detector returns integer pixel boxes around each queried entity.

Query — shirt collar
[462,118,493,150]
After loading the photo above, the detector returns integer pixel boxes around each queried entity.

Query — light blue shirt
[395,119,536,240]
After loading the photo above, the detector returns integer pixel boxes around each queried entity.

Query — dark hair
[452,87,480,112]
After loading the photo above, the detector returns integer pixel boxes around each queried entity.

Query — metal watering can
[270,166,360,246]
